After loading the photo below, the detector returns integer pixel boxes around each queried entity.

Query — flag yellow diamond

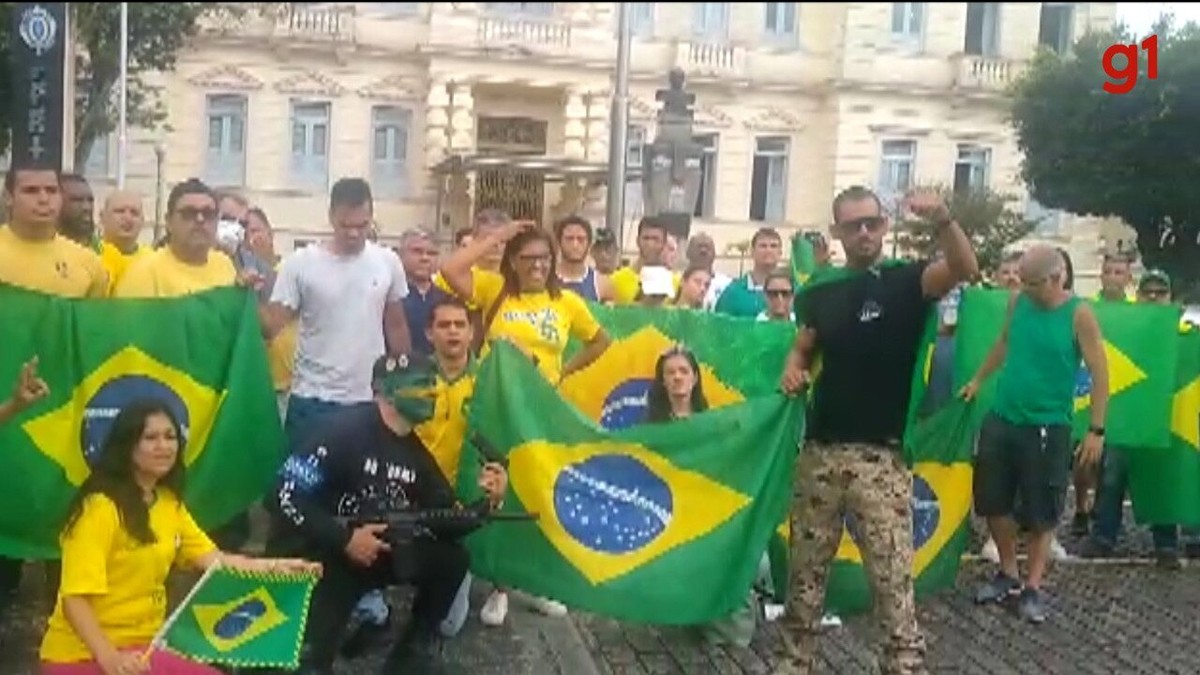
[21,346,224,486]
[1074,341,1147,412]
[1172,375,1200,450]
[193,586,288,653]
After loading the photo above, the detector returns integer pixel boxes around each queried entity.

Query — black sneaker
[1155,548,1183,570]
[974,572,1021,605]
[382,625,451,674]
[1017,587,1047,623]
[1079,537,1115,560]
[1070,512,1091,537]
[340,611,393,659]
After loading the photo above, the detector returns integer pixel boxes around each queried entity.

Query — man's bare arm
[1075,303,1109,428]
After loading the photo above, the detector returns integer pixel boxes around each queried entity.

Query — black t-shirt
[799,261,933,444]
[267,404,457,555]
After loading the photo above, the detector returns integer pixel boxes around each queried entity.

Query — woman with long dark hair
[440,221,611,625]
[39,399,317,675]
[440,220,611,384]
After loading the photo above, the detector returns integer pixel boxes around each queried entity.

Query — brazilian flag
[952,287,1181,448]
[0,284,284,558]
[459,342,800,624]
[560,305,796,430]
[162,565,317,668]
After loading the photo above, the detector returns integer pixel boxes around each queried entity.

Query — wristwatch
[1087,425,1106,437]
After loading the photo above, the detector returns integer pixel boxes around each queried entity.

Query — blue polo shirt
[404,283,449,356]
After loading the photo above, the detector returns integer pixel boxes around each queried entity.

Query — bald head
[101,190,145,251]
[1019,245,1065,282]
[686,233,716,268]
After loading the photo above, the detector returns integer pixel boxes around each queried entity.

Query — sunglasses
[835,216,886,234]
[765,289,793,298]
[176,206,218,223]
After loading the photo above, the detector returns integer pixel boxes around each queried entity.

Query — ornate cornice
[274,70,345,97]
[186,64,263,91]
[357,74,423,102]
[742,107,804,133]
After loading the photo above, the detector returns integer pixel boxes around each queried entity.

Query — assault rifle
[335,500,536,548]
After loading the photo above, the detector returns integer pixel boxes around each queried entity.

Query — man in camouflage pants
[776,186,977,674]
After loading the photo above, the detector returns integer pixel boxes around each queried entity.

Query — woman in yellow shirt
[439,220,611,384]
[39,399,316,675]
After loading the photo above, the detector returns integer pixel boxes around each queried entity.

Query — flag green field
[162,565,317,669]
[952,288,1180,448]
[458,342,800,625]
[0,284,285,558]
[560,304,796,431]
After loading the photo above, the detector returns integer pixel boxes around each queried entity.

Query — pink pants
[41,649,223,675]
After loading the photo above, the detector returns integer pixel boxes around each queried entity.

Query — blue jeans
[284,395,371,448]
[352,573,472,637]
[1092,446,1179,551]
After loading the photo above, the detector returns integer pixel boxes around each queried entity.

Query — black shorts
[973,412,1073,532]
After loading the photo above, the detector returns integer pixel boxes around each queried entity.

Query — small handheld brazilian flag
[153,563,318,669]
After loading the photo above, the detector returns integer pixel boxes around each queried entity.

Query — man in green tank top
[960,245,1109,624]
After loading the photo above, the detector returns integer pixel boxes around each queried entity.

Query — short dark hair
[428,296,471,328]
[637,216,669,237]
[751,227,781,247]
[831,185,883,222]
[764,270,794,290]
[4,163,60,193]
[593,228,617,249]
[454,227,474,246]
[553,215,593,244]
[1102,252,1133,266]
[330,178,373,212]
[59,172,88,187]
[166,178,216,215]
[1055,247,1075,291]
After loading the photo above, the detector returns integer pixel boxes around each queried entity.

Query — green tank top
[992,294,1082,426]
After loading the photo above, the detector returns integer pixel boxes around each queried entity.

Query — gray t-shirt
[271,242,408,403]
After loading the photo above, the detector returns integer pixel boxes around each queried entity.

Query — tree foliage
[0,3,253,168]
[1010,17,1200,300]
[893,184,1038,272]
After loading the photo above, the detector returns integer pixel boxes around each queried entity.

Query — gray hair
[1020,244,1065,280]
[398,228,434,248]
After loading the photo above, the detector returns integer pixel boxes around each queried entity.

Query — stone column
[446,81,476,230]
[585,90,610,162]
[563,88,588,159]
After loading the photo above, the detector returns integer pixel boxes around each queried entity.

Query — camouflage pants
[774,443,927,675]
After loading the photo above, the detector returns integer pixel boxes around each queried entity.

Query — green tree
[892,184,1038,272]
[0,3,261,168]
[1010,18,1200,300]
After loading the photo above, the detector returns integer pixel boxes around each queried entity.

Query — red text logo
[1103,34,1158,94]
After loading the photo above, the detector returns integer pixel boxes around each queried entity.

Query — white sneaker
[480,590,508,626]
[820,613,842,628]
[529,595,568,617]
[1050,537,1070,561]
[763,603,786,622]
[981,538,1000,563]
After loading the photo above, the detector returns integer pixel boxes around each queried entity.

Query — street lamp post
[152,141,165,242]
[641,68,703,241]
[604,1,632,245]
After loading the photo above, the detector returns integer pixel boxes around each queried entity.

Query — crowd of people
[0,161,1194,675]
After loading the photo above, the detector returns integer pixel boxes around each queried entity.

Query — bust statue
[655,67,695,122]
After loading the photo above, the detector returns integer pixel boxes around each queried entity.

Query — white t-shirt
[702,271,733,311]
[271,242,408,403]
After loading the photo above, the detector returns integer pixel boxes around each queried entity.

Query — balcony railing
[675,41,746,79]
[478,15,571,49]
[954,54,1025,91]
[276,5,356,43]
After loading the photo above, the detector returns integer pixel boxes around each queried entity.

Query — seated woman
[39,398,317,675]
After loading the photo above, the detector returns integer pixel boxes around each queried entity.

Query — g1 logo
[1103,34,1158,95]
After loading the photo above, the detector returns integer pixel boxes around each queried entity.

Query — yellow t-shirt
[610,266,682,305]
[113,248,237,299]
[469,269,601,382]
[415,364,476,482]
[40,491,216,663]
[267,262,298,392]
[435,271,479,311]
[99,241,149,296]
[0,225,108,298]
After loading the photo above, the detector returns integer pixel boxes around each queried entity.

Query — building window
[964,2,1000,57]
[205,94,247,187]
[764,3,797,46]
[694,133,718,219]
[624,125,647,219]
[627,2,653,37]
[1026,198,1064,236]
[692,2,730,41]
[371,105,411,199]
[486,2,553,16]
[953,144,991,195]
[1038,3,1073,54]
[890,2,925,44]
[750,136,789,222]
[289,101,330,192]
[878,139,917,209]
[84,134,111,178]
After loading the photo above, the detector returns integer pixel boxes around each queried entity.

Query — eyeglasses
[175,206,217,223]
[517,253,552,265]
[834,216,886,234]
[765,289,793,298]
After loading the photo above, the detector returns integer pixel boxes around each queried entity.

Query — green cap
[371,353,437,424]
[1139,268,1171,291]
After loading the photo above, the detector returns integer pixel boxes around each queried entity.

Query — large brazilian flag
[0,284,285,558]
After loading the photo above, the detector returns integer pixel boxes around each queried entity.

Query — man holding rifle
[265,351,511,674]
